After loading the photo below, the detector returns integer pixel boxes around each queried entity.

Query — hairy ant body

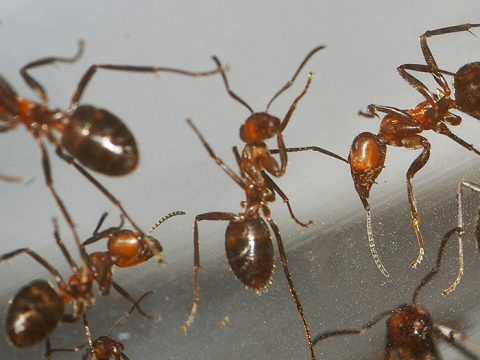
[49,291,154,360]
[313,228,480,359]
[1,210,180,358]
[0,41,223,259]
[349,24,480,276]
[181,47,328,360]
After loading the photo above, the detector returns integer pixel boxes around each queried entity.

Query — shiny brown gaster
[182,47,327,360]
[1,219,159,359]
[350,23,480,276]
[313,227,480,359]
[0,41,224,265]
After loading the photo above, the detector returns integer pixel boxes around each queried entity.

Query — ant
[81,210,185,293]
[312,227,480,359]
[348,23,480,276]
[49,291,154,360]
[182,46,328,360]
[0,40,224,262]
[1,211,179,358]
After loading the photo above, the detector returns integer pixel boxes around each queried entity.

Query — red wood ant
[349,24,480,276]
[313,228,480,359]
[0,40,224,261]
[49,291,154,360]
[82,210,185,293]
[181,46,328,360]
[1,215,169,359]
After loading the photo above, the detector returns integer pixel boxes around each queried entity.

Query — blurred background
[1,1,480,358]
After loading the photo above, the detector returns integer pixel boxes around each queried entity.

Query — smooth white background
[1,1,480,359]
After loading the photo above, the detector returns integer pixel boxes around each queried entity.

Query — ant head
[387,304,434,351]
[454,62,480,119]
[93,336,124,359]
[240,112,281,144]
[349,132,387,201]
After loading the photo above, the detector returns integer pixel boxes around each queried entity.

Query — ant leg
[187,119,245,188]
[111,281,160,323]
[413,227,461,303]
[82,313,94,356]
[270,146,349,164]
[359,104,412,121]
[20,41,84,106]
[262,208,315,360]
[273,73,313,176]
[266,46,325,111]
[435,324,480,359]
[70,62,226,109]
[405,136,431,269]
[436,125,480,156]
[211,56,254,113]
[420,24,480,68]
[398,63,453,97]
[38,138,91,268]
[107,291,154,335]
[0,173,22,183]
[262,171,313,227]
[54,146,147,240]
[397,64,438,103]
[181,212,238,333]
[0,247,65,285]
[52,218,79,272]
[443,181,480,295]
[312,309,393,345]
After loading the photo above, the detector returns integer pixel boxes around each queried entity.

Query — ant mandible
[1,214,172,359]
[81,210,185,293]
[49,291,154,360]
[0,41,224,260]
[312,228,480,359]
[349,23,480,276]
[182,46,327,360]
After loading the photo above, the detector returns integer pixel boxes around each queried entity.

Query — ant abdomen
[6,280,64,347]
[63,105,138,176]
[454,62,480,120]
[349,132,387,201]
[225,218,274,291]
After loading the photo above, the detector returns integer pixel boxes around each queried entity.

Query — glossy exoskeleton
[313,229,480,359]
[0,41,224,258]
[1,219,159,359]
[349,24,480,277]
[82,210,185,295]
[182,46,328,360]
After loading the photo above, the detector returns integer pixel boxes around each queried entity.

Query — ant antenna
[266,45,325,111]
[145,211,186,236]
[363,198,389,278]
[211,56,254,114]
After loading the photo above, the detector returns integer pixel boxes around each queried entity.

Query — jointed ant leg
[405,137,430,269]
[52,218,79,273]
[180,212,238,333]
[440,127,480,156]
[267,46,325,111]
[443,181,480,296]
[70,62,226,109]
[111,281,160,323]
[398,63,452,97]
[0,247,65,285]
[270,146,349,164]
[187,119,245,188]
[312,309,394,345]
[262,171,313,227]
[262,207,315,360]
[359,104,412,121]
[20,40,84,106]
[397,64,438,103]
